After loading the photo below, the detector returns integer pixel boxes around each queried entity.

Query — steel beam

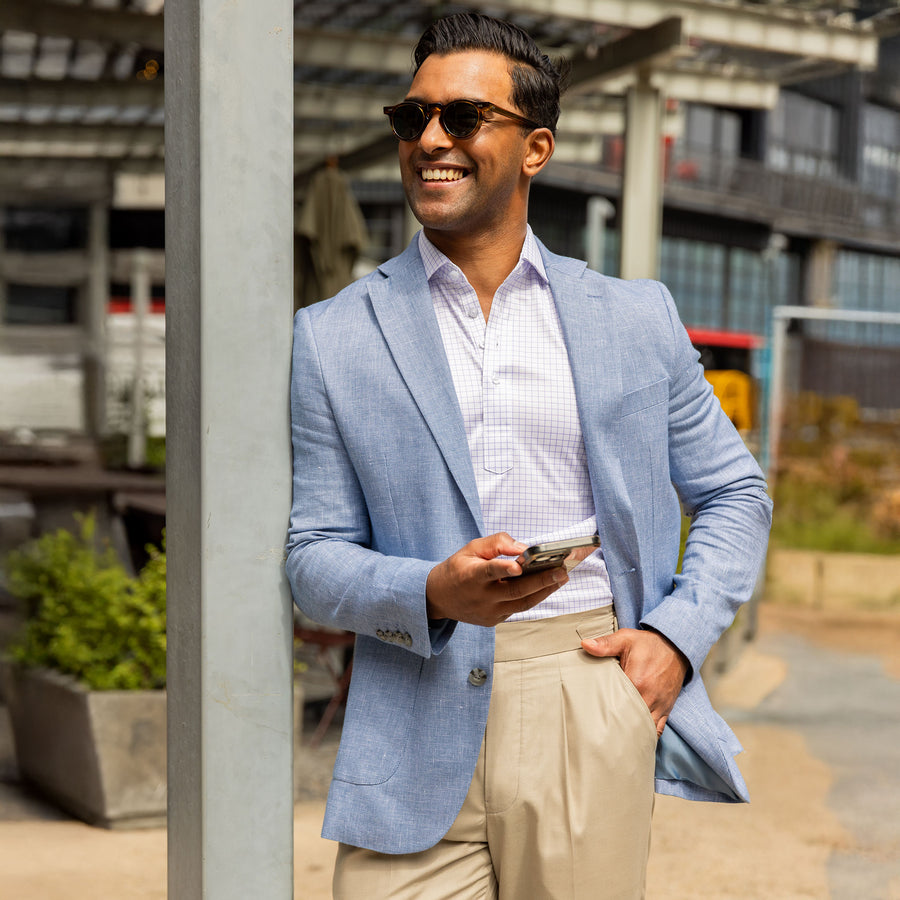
[567,16,684,88]
[294,25,415,75]
[0,0,163,51]
[0,76,164,109]
[487,0,880,68]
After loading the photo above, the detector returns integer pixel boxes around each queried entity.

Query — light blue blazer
[286,237,773,855]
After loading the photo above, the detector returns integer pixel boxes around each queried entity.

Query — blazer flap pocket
[620,378,668,418]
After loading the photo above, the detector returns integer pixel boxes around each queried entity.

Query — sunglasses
[383,99,541,142]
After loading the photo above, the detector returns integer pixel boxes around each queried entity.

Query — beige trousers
[333,607,657,900]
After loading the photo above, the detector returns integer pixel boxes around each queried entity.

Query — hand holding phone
[511,534,601,578]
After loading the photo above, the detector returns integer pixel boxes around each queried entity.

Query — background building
[0,1,898,447]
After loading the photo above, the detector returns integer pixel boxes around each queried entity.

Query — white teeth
[421,168,465,182]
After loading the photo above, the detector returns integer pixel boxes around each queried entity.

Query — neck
[425,222,527,319]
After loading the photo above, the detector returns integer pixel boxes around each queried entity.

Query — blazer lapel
[368,244,484,533]
[542,245,641,576]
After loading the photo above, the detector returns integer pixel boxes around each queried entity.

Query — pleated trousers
[334,606,657,900]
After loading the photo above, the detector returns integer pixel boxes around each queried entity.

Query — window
[660,237,799,337]
[862,104,900,197]
[767,92,839,178]
[4,208,87,251]
[660,237,726,329]
[5,284,78,325]
[670,104,741,187]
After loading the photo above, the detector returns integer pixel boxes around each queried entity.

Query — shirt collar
[418,226,549,286]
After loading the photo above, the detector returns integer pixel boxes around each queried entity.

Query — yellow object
[704,369,755,431]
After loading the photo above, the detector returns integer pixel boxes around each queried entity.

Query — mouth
[418,166,469,183]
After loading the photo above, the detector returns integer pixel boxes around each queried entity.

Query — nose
[418,107,452,152]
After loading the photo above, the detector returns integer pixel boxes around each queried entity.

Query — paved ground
[0,600,898,899]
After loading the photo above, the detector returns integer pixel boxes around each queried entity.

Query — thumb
[581,631,625,658]
[478,532,527,560]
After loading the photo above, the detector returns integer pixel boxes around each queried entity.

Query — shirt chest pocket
[619,378,668,419]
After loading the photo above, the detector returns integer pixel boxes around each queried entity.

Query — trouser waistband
[493,605,616,661]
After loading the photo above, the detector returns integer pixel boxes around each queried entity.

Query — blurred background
[0,2,899,898]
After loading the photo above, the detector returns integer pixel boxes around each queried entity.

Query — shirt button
[468,667,488,687]
[492,375,500,385]
[467,306,478,318]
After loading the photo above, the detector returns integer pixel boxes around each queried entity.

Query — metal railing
[597,146,900,236]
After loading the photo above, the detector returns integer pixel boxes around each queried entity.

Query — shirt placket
[482,289,511,476]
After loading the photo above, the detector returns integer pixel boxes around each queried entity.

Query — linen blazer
[286,237,773,855]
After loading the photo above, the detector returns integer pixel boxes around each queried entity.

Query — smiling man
[286,13,772,899]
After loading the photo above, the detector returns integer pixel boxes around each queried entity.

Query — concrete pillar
[620,73,664,281]
[805,239,837,308]
[165,1,294,897]
[84,201,109,436]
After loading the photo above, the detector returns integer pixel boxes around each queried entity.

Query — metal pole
[85,200,109,436]
[165,0,294,896]
[766,309,789,486]
[127,248,149,469]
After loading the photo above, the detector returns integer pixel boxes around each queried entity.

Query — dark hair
[413,13,567,135]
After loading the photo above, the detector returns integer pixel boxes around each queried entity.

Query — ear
[522,128,554,177]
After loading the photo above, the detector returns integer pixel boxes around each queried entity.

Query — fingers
[492,567,569,622]
[425,534,568,626]
[581,629,685,737]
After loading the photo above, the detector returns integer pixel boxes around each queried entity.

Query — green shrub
[772,463,900,555]
[4,513,166,691]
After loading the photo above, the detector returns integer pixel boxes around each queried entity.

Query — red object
[108,297,166,314]
[687,328,763,349]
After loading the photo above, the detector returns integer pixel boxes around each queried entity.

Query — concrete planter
[0,662,166,829]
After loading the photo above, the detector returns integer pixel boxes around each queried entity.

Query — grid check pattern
[421,228,613,621]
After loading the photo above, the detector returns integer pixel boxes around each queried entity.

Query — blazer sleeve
[639,283,773,678]
[284,307,453,658]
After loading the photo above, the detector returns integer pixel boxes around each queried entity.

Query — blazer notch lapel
[367,255,484,532]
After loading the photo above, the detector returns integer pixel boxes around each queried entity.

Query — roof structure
[0,0,897,206]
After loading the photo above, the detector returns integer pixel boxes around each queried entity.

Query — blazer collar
[368,241,485,532]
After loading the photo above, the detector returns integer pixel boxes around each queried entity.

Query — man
[286,13,772,899]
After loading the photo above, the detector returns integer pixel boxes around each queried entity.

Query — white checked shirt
[420,229,613,621]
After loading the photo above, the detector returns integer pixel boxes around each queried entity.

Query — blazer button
[468,667,488,687]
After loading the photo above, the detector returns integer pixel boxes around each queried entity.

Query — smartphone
[512,534,601,578]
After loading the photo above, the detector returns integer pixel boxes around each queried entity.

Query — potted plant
[0,512,167,828]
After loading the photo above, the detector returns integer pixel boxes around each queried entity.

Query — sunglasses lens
[442,101,480,138]
[391,104,426,140]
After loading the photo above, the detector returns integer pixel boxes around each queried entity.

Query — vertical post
[84,200,109,437]
[586,196,615,273]
[165,1,294,897]
[765,308,789,484]
[127,248,149,469]
[619,72,664,281]
[804,239,837,307]
[0,213,7,327]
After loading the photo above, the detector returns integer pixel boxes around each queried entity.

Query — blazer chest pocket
[619,378,668,419]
